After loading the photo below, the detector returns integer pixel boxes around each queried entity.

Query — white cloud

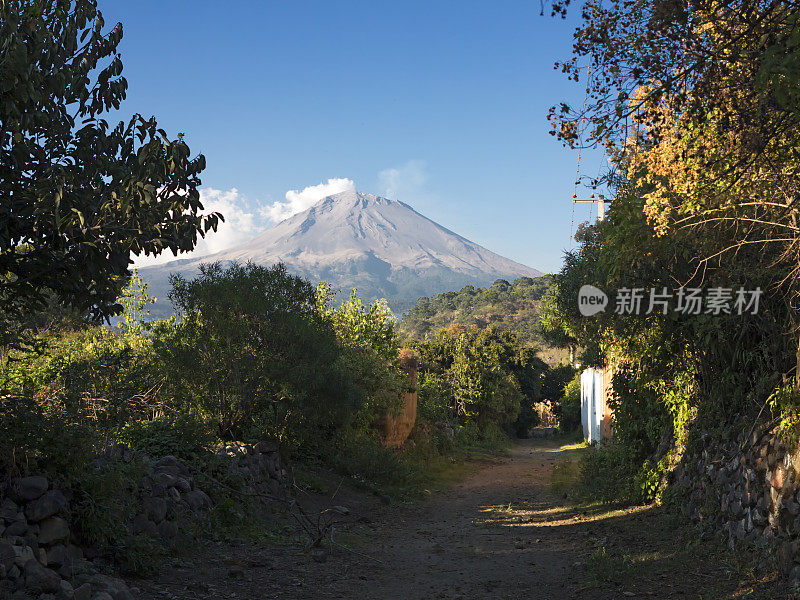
[263,177,356,223]
[378,160,427,200]
[132,187,265,268]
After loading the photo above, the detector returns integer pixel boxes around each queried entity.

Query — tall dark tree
[0,0,222,347]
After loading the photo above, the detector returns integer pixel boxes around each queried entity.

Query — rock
[13,545,35,568]
[184,490,211,511]
[60,579,74,598]
[157,520,178,540]
[749,430,760,447]
[153,455,179,468]
[0,541,15,570]
[58,557,92,580]
[23,559,61,593]
[332,506,349,515]
[164,498,177,521]
[154,456,189,477]
[253,441,278,454]
[173,478,192,494]
[65,545,83,563]
[131,514,157,538]
[45,545,68,569]
[167,487,181,503]
[10,476,48,502]
[91,573,134,600]
[153,465,180,479]
[25,490,67,523]
[72,583,92,600]
[91,593,113,600]
[0,499,19,521]
[735,519,747,540]
[153,473,177,488]
[770,468,785,490]
[38,517,70,545]
[142,497,167,523]
[779,541,795,576]
[4,520,27,537]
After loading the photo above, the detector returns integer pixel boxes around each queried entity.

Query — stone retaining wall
[0,441,285,599]
[676,425,800,579]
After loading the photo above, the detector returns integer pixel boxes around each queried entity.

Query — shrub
[557,372,582,433]
[2,327,167,429]
[72,459,160,575]
[411,326,548,440]
[0,393,100,479]
[330,429,417,495]
[119,414,215,461]
[161,262,363,444]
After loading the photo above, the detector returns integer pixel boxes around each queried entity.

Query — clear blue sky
[104,1,607,274]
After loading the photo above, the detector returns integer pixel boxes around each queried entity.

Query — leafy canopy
[0,0,222,347]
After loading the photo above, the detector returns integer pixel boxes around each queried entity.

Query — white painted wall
[580,367,606,444]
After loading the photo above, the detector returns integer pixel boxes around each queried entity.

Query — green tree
[315,283,407,427]
[413,326,547,437]
[161,262,359,443]
[0,0,221,348]
[117,269,156,335]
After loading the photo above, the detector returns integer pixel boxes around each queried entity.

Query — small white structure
[581,366,612,444]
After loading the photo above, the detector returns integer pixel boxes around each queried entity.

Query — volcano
[139,190,542,314]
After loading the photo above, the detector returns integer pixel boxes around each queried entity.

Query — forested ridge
[400,275,569,365]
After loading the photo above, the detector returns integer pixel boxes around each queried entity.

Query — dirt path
[132,439,782,600]
[349,438,581,599]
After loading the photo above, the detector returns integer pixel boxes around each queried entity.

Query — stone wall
[675,425,800,579]
[0,441,286,599]
[0,474,134,600]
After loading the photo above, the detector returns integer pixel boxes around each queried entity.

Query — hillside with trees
[399,275,569,365]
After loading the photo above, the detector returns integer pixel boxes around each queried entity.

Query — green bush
[411,326,547,440]
[120,414,215,462]
[330,429,417,495]
[417,372,453,424]
[72,459,161,575]
[0,393,100,479]
[557,372,582,433]
[573,430,679,505]
[158,263,360,443]
[2,327,167,429]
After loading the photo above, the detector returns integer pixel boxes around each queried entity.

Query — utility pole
[572,194,607,222]
[570,192,614,443]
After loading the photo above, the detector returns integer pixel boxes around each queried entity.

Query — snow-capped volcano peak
[140,190,542,313]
